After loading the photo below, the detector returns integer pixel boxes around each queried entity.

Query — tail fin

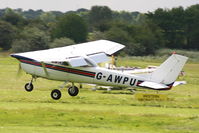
[149,54,188,85]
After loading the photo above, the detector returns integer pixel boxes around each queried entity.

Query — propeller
[16,63,23,78]
[15,62,49,78]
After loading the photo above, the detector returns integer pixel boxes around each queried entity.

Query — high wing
[11,40,125,67]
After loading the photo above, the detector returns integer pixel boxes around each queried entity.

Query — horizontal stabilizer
[138,81,169,90]
[173,81,187,87]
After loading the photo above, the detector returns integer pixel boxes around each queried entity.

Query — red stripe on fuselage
[20,59,95,77]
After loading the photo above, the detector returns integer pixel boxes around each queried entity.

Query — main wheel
[68,86,79,96]
[25,83,34,92]
[51,89,61,100]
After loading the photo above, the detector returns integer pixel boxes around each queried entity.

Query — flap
[67,53,108,67]
[67,57,88,67]
[88,52,108,63]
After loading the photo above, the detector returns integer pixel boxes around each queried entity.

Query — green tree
[113,11,133,23]
[0,20,17,50]
[185,4,199,49]
[146,7,186,49]
[49,37,75,48]
[27,18,49,31]
[128,20,164,55]
[89,6,113,31]
[104,26,134,55]
[2,8,27,27]
[105,27,131,44]
[22,9,44,19]
[52,13,88,43]
[88,31,106,41]
[104,18,164,56]
[12,27,49,52]
[11,39,30,52]
[40,12,56,23]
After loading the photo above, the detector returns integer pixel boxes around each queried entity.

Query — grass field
[0,54,199,133]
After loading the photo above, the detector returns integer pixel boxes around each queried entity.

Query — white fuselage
[20,60,145,88]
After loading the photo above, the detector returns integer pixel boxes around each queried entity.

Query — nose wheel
[24,76,35,92]
[25,83,34,92]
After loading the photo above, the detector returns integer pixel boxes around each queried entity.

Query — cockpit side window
[51,61,69,66]
[61,62,69,66]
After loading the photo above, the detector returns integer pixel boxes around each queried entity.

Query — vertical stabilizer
[149,54,188,85]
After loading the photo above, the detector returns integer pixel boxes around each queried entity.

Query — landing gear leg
[24,76,35,92]
[68,83,79,96]
[129,89,136,94]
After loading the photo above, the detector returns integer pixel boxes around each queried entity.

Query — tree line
[0,4,199,55]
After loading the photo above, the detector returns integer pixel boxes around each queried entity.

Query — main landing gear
[68,86,79,96]
[51,82,79,100]
[51,89,61,100]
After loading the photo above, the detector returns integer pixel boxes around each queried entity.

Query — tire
[25,83,34,92]
[68,86,79,96]
[51,89,61,100]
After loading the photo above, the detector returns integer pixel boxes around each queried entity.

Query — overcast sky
[0,0,199,12]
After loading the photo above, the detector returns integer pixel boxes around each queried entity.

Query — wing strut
[41,62,49,77]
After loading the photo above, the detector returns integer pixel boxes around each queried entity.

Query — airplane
[10,40,188,100]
